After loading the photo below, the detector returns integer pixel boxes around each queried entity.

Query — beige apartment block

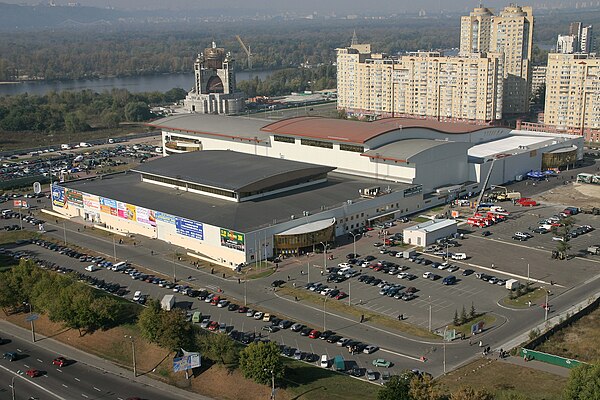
[459,6,494,55]
[544,53,600,141]
[336,48,504,122]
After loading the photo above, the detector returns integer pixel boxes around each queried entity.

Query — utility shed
[403,219,457,246]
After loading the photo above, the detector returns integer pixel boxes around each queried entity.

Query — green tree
[156,309,194,351]
[137,299,163,343]
[64,111,90,133]
[450,386,494,400]
[124,101,151,122]
[469,302,476,319]
[563,363,600,400]
[409,373,443,400]
[460,305,468,325]
[554,216,575,260]
[197,331,239,366]
[378,374,411,400]
[239,342,284,385]
[453,309,459,326]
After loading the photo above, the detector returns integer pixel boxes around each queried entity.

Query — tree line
[237,66,336,98]
[0,259,125,336]
[0,88,186,134]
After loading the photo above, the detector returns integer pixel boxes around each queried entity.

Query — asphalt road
[0,325,195,400]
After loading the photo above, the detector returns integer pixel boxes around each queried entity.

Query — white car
[397,272,409,279]
[423,272,433,279]
[552,236,565,242]
[253,311,264,320]
[363,345,379,354]
[338,262,350,268]
[395,252,404,258]
[320,354,329,368]
[133,291,142,301]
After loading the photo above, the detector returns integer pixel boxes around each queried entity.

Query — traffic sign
[25,314,39,322]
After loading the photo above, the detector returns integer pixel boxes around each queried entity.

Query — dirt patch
[537,183,600,209]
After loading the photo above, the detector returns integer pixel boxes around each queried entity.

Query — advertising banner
[173,353,201,372]
[99,197,118,216]
[136,207,157,227]
[83,194,100,212]
[52,185,66,208]
[175,217,204,240]
[125,204,137,221]
[66,189,84,208]
[155,211,176,225]
[117,202,127,219]
[220,229,245,252]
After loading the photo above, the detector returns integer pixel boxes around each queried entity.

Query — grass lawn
[412,216,430,223]
[278,287,438,340]
[282,358,379,400]
[0,230,40,245]
[448,313,497,337]
[437,358,567,400]
[535,306,600,363]
[501,286,548,308]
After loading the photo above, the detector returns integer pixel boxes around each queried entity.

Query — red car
[52,356,67,367]
[238,306,249,313]
[335,291,347,300]
[210,296,220,306]
[26,369,41,378]
[207,321,219,331]
[308,330,321,339]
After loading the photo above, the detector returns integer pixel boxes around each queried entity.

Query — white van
[60,144,71,150]
[112,261,127,271]
[85,264,98,272]
[451,253,468,260]
[133,291,142,301]
[320,355,329,368]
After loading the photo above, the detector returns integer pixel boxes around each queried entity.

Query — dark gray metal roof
[148,114,269,140]
[132,150,335,193]
[62,172,413,232]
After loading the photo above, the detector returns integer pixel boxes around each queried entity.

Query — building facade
[544,53,600,142]
[183,42,245,115]
[459,6,494,55]
[557,22,594,54]
[336,48,504,123]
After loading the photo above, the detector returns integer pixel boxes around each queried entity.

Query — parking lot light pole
[527,263,530,287]
[124,335,136,378]
[545,290,549,322]
[349,232,358,258]
[63,222,67,245]
[320,241,327,272]
[323,296,328,331]
[113,236,117,262]
[428,296,432,332]
[11,375,15,400]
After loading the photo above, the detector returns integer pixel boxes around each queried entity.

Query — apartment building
[335,48,504,122]
[459,6,494,55]
[544,53,600,142]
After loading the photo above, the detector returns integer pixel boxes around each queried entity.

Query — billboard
[220,228,245,252]
[100,197,118,216]
[117,202,127,219]
[83,194,100,212]
[125,204,137,221]
[66,189,84,208]
[173,353,201,372]
[136,207,157,227]
[155,211,176,225]
[52,185,66,208]
[175,217,204,240]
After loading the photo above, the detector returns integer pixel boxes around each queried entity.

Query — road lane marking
[0,363,67,400]
[56,368,63,373]
[93,387,102,392]
[37,358,44,363]
[17,348,22,352]
[23,364,30,368]
[74,377,81,381]
[82,395,89,398]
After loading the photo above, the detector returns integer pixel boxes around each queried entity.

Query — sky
[2,1,575,13]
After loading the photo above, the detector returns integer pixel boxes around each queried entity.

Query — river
[0,70,273,96]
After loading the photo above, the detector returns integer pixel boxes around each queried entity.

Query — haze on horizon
[0,0,580,13]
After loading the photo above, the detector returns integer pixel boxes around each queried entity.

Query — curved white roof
[276,218,336,235]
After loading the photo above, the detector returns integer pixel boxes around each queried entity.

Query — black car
[481,230,491,236]
[271,279,285,288]
[278,320,293,329]
[228,303,239,311]
[346,253,360,259]
[300,327,312,336]
[327,335,342,343]
[197,290,209,300]
[365,255,376,261]
[462,269,474,276]
[319,330,334,340]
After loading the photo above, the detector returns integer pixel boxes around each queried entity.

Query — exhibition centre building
[51,115,584,268]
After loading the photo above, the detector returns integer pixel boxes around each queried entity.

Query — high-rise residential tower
[459,6,494,55]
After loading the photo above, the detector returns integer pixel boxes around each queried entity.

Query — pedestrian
[133,241,136,246]
[287,275,290,281]
[238,278,241,284]
[151,250,154,255]
[119,238,123,244]
[360,314,364,323]
[320,270,324,276]
[211,268,214,274]
[479,340,483,347]
[499,348,504,358]
[293,282,296,288]
[222,273,226,278]
[294,296,298,302]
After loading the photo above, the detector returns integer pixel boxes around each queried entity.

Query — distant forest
[1,9,598,83]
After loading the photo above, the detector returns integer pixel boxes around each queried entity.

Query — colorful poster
[136,207,157,227]
[220,229,245,252]
[125,204,136,221]
[66,189,84,208]
[99,197,118,216]
[117,202,127,219]
[155,211,176,225]
[175,217,204,240]
[83,194,100,211]
[52,185,66,208]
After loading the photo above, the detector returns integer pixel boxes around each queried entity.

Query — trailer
[588,246,600,255]
[333,355,345,372]
[161,294,175,311]
[505,279,521,290]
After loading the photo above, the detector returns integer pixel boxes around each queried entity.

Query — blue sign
[173,353,201,372]
[99,197,117,208]
[175,217,204,240]
[155,211,176,225]
[52,185,66,207]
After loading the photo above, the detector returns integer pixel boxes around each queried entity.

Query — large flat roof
[132,150,334,193]
[62,172,413,233]
[468,135,557,159]
[262,117,498,144]
[147,114,270,142]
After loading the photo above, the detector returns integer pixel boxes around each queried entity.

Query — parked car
[372,359,392,368]
[52,356,68,367]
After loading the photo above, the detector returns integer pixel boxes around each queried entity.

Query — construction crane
[474,158,496,215]
[235,35,252,70]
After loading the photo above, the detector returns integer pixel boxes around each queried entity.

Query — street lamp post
[244,268,252,307]
[323,296,328,331]
[320,241,327,272]
[11,376,15,400]
[63,222,67,245]
[545,290,550,322]
[349,232,359,257]
[428,296,432,332]
[124,335,137,377]
[113,236,117,262]
[527,263,530,287]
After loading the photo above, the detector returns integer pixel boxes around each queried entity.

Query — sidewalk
[499,355,570,378]
[0,319,212,400]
